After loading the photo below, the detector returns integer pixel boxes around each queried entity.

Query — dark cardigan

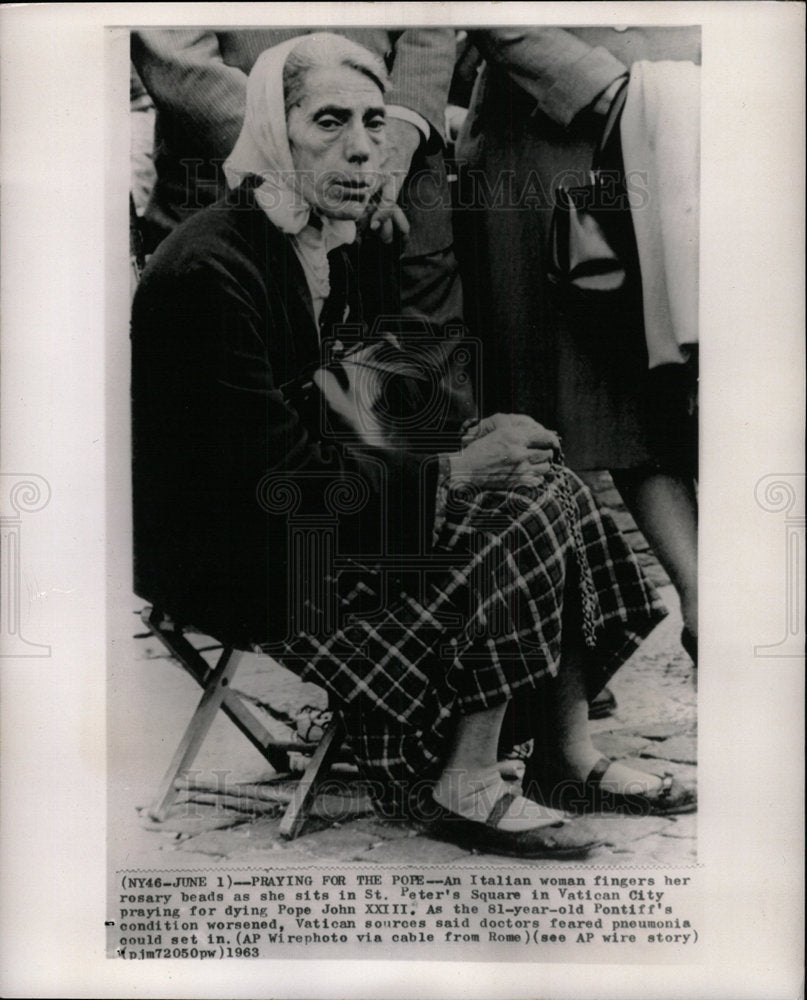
[131,189,439,645]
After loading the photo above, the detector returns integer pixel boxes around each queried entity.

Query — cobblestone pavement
[111,473,696,871]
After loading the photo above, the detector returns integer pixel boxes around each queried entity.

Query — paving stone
[594,845,634,859]
[592,487,625,509]
[361,836,470,864]
[658,813,697,840]
[174,830,237,857]
[636,551,663,573]
[610,509,640,534]
[593,732,653,758]
[470,850,567,866]
[289,826,377,860]
[160,846,241,866]
[641,563,673,589]
[348,817,421,842]
[225,848,317,866]
[137,802,247,834]
[627,532,651,553]
[644,839,698,864]
[612,722,690,741]
[309,792,375,822]
[641,734,698,765]
[575,814,670,848]
[205,816,283,852]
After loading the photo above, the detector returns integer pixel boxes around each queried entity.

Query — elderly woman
[132,34,694,859]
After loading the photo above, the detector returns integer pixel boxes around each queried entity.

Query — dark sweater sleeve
[132,243,437,567]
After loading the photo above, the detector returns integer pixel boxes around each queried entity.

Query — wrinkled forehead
[290,63,386,116]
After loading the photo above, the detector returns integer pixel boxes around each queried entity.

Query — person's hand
[312,353,384,446]
[368,118,420,244]
[448,416,558,487]
[461,413,561,452]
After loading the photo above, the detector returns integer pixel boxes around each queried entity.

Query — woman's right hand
[448,414,559,486]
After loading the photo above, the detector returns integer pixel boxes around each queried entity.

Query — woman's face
[287,63,387,220]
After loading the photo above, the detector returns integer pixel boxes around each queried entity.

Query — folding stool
[140,605,345,839]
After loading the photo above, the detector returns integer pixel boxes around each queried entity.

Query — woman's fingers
[462,416,516,445]
[369,201,410,244]
[514,460,549,479]
[462,413,560,450]
[527,447,554,464]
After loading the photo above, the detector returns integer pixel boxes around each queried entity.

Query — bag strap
[592,75,630,172]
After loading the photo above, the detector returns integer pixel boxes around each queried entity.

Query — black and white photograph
[0,3,803,998]
[118,20,703,878]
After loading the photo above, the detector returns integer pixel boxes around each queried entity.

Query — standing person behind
[129,63,156,219]
[131,27,461,327]
[455,27,701,662]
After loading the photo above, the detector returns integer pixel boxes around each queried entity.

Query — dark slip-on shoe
[527,756,697,817]
[424,791,603,859]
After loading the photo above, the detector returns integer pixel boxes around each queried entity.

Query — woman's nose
[343,122,373,162]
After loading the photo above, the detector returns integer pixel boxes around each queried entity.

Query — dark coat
[456,27,701,470]
[131,189,439,646]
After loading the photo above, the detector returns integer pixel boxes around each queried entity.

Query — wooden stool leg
[142,608,290,772]
[146,647,246,821]
[279,718,345,840]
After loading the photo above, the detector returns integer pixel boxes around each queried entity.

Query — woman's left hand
[462,413,561,454]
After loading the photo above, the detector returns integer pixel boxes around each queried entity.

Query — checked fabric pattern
[276,467,666,812]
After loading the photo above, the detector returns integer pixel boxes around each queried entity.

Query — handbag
[283,329,477,455]
[547,78,638,308]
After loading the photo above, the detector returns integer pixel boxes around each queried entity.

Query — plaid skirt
[277,466,666,817]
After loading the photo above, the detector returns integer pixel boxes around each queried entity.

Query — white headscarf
[224,34,356,243]
[223,35,360,317]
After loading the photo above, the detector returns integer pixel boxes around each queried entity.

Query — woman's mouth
[331,180,372,199]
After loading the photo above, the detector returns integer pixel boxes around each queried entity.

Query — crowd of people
[130,27,699,859]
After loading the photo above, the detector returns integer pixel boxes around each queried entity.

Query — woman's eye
[317,117,342,131]
[367,118,386,132]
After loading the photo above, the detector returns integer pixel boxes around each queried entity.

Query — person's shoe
[588,685,617,719]
[526,755,696,817]
[425,795,602,858]
[425,770,602,859]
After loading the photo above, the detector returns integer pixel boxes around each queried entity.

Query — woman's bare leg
[442,703,509,773]
[551,623,663,794]
[611,468,698,644]
[432,703,568,830]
